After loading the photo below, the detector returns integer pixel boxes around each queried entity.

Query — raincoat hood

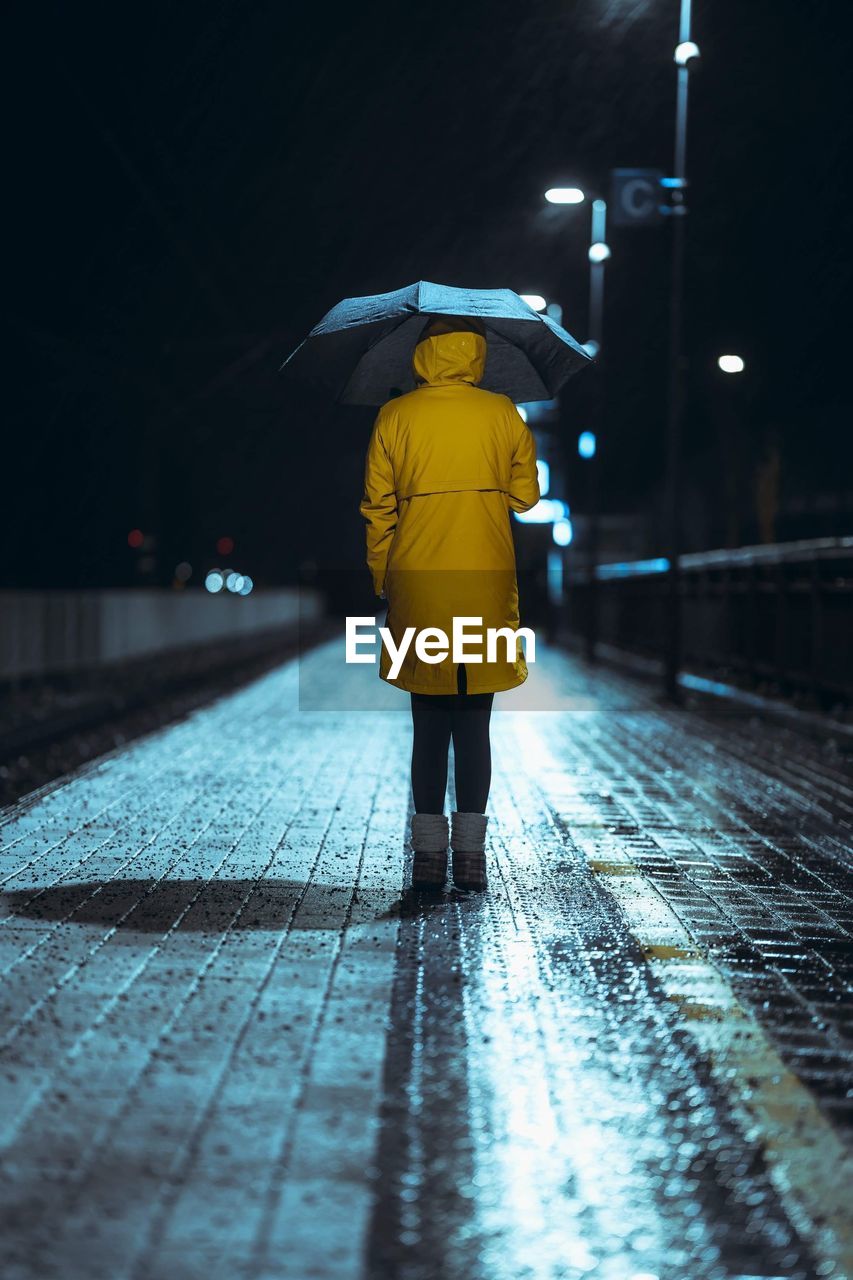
[413,316,487,388]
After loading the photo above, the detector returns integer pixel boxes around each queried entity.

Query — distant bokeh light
[217,535,235,556]
[226,572,245,593]
[175,561,192,582]
[514,498,569,525]
[536,460,550,495]
[205,570,225,593]
[520,293,547,312]
[127,529,144,549]
[238,575,254,596]
[579,431,597,459]
[553,518,573,547]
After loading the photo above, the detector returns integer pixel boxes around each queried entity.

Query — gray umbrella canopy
[280,280,592,405]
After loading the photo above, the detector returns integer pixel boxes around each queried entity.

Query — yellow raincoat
[359,319,540,694]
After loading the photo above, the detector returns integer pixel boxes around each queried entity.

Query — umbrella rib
[339,314,425,402]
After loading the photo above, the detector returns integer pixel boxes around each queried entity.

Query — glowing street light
[520,293,547,312]
[674,40,701,65]
[544,187,585,205]
[543,185,609,664]
[543,191,609,351]
[662,0,702,703]
[717,354,745,374]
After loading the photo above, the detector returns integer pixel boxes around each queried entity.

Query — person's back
[362,317,540,586]
[359,313,540,889]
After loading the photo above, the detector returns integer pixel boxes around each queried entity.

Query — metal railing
[566,536,853,707]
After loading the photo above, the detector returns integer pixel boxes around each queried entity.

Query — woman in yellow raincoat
[359,315,539,890]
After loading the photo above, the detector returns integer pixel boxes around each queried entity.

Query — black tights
[410,671,494,814]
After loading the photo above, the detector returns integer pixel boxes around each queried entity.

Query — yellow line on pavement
[586,860,853,1279]
[587,859,641,875]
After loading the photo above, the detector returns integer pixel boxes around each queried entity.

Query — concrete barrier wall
[0,589,322,681]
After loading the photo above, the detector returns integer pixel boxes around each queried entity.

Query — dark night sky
[6,0,853,589]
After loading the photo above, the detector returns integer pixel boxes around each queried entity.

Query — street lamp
[662,0,700,702]
[674,40,700,65]
[586,198,609,358]
[544,186,611,351]
[544,187,585,205]
[543,185,610,663]
[718,354,745,373]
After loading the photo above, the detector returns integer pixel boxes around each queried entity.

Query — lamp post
[585,200,609,661]
[544,188,610,661]
[662,0,699,701]
[586,199,609,359]
[714,353,747,545]
[543,188,610,361]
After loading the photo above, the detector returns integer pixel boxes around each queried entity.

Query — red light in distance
[216,535,235,556]
[128,529,144,549]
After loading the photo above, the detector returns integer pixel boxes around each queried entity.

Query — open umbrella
[280,280,592,405]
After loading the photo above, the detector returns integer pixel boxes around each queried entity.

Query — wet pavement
[0,638,851,1279]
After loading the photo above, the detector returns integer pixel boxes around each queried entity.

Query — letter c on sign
[622,178,656,220]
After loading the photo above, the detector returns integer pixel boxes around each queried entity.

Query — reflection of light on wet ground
[4,634,851,1279]
[463,901,675,1278]
[481,709,853,1280]
[499,644,602,715]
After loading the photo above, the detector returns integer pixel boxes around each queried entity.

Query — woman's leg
[410,693,453,813]
[450,693,495,813]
